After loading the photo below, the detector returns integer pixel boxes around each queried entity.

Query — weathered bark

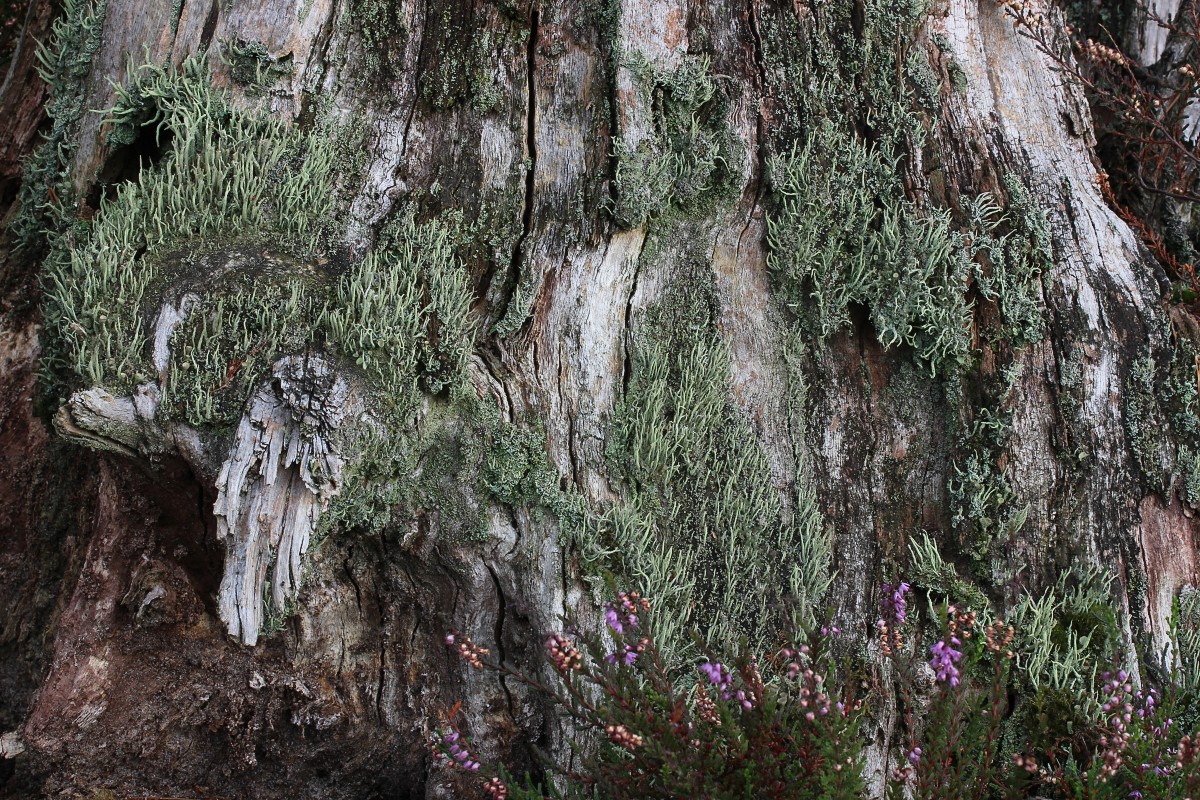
[1,0,1196,797]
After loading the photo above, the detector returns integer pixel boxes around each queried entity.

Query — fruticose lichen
[610,53,736,230]
[11,0,108,254]
[594,258,828,661]
[34,53,484,642]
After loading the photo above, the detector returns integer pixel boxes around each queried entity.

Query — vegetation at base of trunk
[436,582,1200,799]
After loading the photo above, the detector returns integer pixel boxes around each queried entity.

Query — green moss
[323,395,590,547]
[610,53,736,229]
[931,32,968,94]
[1123,336,1200,503]
[483,417,591,533]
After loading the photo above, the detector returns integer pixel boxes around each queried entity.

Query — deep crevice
[199,0,220,50]
[485,563,516,716]
[746,0,769,199]
[621,243,641,397]
[494,3,540,330]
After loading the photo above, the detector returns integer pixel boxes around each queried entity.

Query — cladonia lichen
[610,53,736,230]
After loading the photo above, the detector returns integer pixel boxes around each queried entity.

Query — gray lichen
[610,53,735,230]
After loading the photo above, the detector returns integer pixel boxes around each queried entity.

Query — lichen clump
[611,53,736,230]
[762,1,1051,376]
[597,259,830,659]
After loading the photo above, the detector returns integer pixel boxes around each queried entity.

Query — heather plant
[437,585,1200,800]
[435,592,866,799]
[999,0,1200,296]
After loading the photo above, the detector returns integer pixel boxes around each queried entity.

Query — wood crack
[199,0,220,51]
[495,2,540,329]
[485,564,515,716]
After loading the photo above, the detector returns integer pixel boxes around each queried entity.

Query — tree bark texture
[0,0,1195,797]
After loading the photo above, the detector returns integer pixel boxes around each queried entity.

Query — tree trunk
[0,0,1194,797]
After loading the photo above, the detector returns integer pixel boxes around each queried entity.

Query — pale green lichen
[1179,445,1200,506]
[767,132,974,375]
[610,53,735,230]
[1124,351,1173,490]
[221,38,294,92]
[348,0,408,76]
[162,273,327,427]
[907,531,991,613]
[1172,585,1200,694]
[591,262,822,660]
[42,55,344,393]
[762,2,1050,376]
[1010,565,1118,703]
[36,55,480,550]
[11,0,108,254]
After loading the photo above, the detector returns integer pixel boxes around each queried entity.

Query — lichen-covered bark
[1,0,1198,797]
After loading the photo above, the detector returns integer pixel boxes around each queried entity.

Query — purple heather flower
[908,747,922,765]
[699,660,732,687]
[604,600,640,635]
[604,604,624,634]
[881,582,912,626]
[929,639,963,686]
[699,660,736,699]
[605,644,638,666]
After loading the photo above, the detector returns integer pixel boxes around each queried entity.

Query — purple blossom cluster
[928,638,963,686]
[876,582,911,656]
[605,643,639,666]
[604,591,649,634]
[698,660,754,710]
[437,729,481,772]
[881,582,911,626]
[699,660,733,693]
[1096,669,1176,781]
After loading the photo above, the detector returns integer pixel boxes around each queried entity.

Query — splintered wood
[215,355,358,645]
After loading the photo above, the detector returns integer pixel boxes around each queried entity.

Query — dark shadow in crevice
[88,123,175,209]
